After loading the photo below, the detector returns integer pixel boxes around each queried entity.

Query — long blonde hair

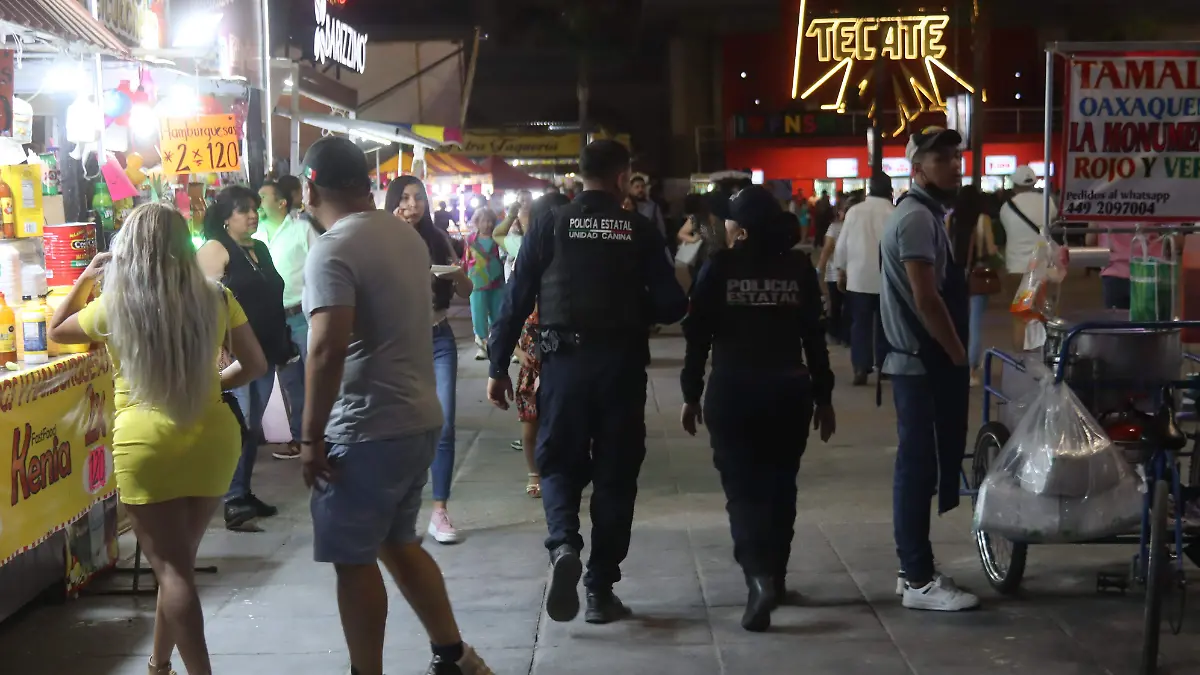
[102,203,221,425]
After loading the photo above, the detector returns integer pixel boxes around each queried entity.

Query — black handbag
[217,286,249,437]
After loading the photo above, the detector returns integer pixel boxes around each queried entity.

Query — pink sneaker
[428,509,460,544]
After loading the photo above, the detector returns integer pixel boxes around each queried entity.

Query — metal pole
[87,0,105,162]
[261,0,274,176]
[1042,47,1054,241]
[459,28,481,128]
[290,62,301,174]
[969,0,986,183]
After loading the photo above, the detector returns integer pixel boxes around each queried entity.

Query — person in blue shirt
[486,140,688,625]
[680,186,836,632]
[879,126,979,612]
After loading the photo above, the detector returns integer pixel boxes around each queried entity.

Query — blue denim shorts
[310,430,438,565]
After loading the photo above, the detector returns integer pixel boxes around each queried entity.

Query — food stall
[0,1,128,622]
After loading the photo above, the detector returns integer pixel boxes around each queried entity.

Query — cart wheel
[1141,479,1170,675]
[972,422,1028,595]
[1167,569,1186,636]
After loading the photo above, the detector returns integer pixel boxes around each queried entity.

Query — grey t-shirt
[303,210,443,443]
[880,185,950,376]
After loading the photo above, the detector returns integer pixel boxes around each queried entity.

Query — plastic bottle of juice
[0,292,17,366]
[0,179,16,239]
[21,295,48,365]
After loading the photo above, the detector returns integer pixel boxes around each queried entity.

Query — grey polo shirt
[880,184,951,376]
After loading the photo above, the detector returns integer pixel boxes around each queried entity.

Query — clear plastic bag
[1010,240,1066,323]
[974,364,1144,543]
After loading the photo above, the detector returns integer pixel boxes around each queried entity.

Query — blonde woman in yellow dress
[48,203,267,675]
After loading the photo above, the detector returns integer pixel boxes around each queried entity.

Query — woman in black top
[680,186,837,632]
[385,176,473,545]
[198,186,295,530]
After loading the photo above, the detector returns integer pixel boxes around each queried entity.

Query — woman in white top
[817,201,850,346]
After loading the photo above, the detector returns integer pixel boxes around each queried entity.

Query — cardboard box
[0,164,44,238]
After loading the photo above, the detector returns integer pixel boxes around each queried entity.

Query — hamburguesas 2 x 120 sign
[158,114,242,176]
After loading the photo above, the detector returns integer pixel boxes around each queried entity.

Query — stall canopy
[371,152,485,178]
[0,0,129,55]
[272,108,447,149]
[482,156,550,190]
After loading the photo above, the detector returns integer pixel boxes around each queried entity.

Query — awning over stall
[0,0,129,56]
[482,156,550,191]
[272,107,446,149]
[371,152,485,179]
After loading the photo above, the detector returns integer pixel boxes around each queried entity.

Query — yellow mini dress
[77,289,248,505]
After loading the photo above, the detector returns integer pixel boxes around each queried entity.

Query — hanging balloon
[125,152,147,186]
[230,99,247,140]
[102,89,132,127]
[201,97,222,115]
[115,81,135,125]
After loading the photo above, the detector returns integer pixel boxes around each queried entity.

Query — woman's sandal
[148,657,177,675]
[526,473,541,499]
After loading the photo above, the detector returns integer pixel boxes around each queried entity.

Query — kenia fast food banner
[1062,53,1200,222]
[0,352,116,565]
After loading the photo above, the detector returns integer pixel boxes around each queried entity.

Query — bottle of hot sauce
[0,180,15,239]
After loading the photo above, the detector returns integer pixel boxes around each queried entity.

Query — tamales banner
[0,351,116,565]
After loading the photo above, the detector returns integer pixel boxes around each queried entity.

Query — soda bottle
[40,151,60,196]
[0,180,15,239]
[93,181,115,232]
[0,292,16,366]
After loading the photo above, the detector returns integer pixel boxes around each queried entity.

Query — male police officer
[487,140,688,624]
[879,126,979,612]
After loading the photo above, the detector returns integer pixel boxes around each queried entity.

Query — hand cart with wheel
[968,315,1200,675]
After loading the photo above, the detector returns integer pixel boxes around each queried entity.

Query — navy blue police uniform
[681,187,834,631]
[488,189,688,622]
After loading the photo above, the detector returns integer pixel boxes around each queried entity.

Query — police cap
[728,185,782,229]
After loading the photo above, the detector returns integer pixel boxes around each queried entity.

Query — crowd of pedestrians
[40,128,1084,674]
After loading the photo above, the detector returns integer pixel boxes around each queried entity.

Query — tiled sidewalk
[2,297,1199,674]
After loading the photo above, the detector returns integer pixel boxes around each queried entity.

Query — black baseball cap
[905,125,963,163]
[301,136,372,192]
[727,185,782,228]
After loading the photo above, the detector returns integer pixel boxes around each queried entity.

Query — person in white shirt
[256,177,316,460]
[998,165,1058,350]
[834,176,895,385]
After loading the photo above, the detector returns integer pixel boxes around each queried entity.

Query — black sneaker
[425,644,494,674]
[546,544,583,622]
[246,493,278,518]
[584,589,632,624]
[224,499,257,531]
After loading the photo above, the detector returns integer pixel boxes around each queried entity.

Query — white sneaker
[474,348,487,361]
[895,566,946,596]
[902,575,980,611]
[428,509,460,544]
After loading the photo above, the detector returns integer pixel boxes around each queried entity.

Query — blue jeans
[431,321,458,502]
[968,294,988,370]
[846,291,889,374]
[227,366,276,501]
[277,312,308,441]
[891,369,970,585]
[1102,276,1131,310]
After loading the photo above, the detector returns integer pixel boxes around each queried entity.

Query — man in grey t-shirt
[879,127,978,614]
[299,137,493,675]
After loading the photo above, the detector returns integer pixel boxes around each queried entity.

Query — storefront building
[722,0,1063,197]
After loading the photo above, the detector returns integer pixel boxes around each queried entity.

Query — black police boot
[546,544,583,622]
[223,499,257,531]
[585,589,632,624]
[742,576,778,632]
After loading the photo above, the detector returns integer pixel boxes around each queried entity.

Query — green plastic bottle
[92,182,114,232]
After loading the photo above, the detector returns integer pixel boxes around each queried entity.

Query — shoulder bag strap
[1005,200,1041,235]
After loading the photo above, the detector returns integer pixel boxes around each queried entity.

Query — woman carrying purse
[947,185,1000,387]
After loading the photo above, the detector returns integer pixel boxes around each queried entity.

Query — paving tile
[719,640,912,674]
[532,644,720,675]
[535,604,714,648]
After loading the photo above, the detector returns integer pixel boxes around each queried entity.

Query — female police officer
[680,185,837,632]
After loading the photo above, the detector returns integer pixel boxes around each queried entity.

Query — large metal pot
[1042,309,1182,415]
